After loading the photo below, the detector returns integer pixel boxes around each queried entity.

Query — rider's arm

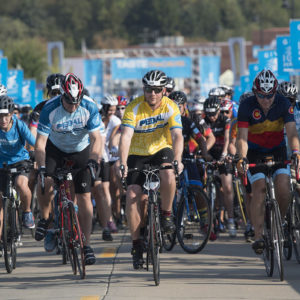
[171,128,184,164]
[35,133,48,168]
[205,129,216,151]
[119,126,134,166]
[236,127,248,159]
[222,125,230,156]
[286,121,300,152]
[89,130,102,163]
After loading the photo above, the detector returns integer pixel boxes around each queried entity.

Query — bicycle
[174,157,212,254]
[121,163,174,286]
[283,161,300,263]
[41,161,87,279]
[247,158,289,281]
[1,161,31,273]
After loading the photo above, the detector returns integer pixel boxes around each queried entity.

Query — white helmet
[101,94,118,106]
[142,70,167,87]
[0,84,7,96]
[188,95,206,112]
[208,87,226,98]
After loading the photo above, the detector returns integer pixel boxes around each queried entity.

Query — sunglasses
[117,107,125,111]
[166,88,173,93]
[256,92,274,99]
[144,87,163,94]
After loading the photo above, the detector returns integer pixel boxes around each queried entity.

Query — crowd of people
[0,68,299,273]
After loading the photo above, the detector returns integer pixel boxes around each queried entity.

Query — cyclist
[165,76,175,96]
[208,87,226,101]
[35,73,102,265]
[13,104,21,119]
[29,73,64,138]
[219,85,234,100]
[92,94,119,242]
[119,69,184,269]
[0,95,36,233]
[204,96,237,237]
[236,70,300,254]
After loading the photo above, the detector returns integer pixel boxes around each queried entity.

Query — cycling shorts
[95,160,110,183]
[127,148,174,187]
[45,140,91,194]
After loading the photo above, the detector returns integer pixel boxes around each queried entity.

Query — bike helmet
[239,91,254,104]
[142,70,167,87]
[188,95,206,112]
[252,69,278,95]
[168,91,187,105]
[0,95,14,114]
[220,99,233,112]
[117,95,128,106]
[219,85,234,96]
[0,84,7,96]
[61,73,84,104]
[46,73,64,95]
[278,81,298,100]
[165,77,175,91]
[101,94,118,106]
[204,97,220,115]
[208,87,226,98]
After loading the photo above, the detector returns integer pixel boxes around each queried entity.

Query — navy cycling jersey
[238,94,294,153]
[38,95,101,153]
[0,115,35,167]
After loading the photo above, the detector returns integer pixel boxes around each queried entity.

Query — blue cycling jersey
[38,95,101,153]
[0,115,35,168]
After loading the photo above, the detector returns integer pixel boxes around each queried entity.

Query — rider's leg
[15,174,32,212]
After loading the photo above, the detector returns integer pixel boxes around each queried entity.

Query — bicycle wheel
[273,202,284,281]
[234,180,247,227]
[176,187,212,254]
[30,183,39,238]
[291,195,300,263]
[262,202,274,277]
[70,204,86,279]
[149,198,160,286]
[162,230,176,252]
[283,208,292,260]
[3,198,17,273]
[61,206,76,274]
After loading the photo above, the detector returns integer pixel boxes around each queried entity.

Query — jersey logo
[288,106,294,114]
[252,109,261,120]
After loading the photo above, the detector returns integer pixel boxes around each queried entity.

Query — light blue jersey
[38,95,101,153]
[0,115,35,168]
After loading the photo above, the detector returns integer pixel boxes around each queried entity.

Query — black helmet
[165,77,175,91]
[0,95,14,114]
[168,91,187,105]
[278,81,298,101]
[46,73,64,95]
[142,70,167,87]
[204,97,220,115]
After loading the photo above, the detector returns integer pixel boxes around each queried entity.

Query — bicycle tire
[3,198,17,273]
[262,201,274,277]
[70,205,86,279]
[162,230,176,252]
[273,201,284,281]
[291,195,300,264]
[30,183,39,238]
[62,206,76,274]
[149,197,160,286]
[176,187,212,254]
[283,207,292,260]
[234,180,247,227]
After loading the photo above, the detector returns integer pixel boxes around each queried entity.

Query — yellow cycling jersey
[122,95,182,156]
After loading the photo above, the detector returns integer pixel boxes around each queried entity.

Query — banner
[84,59,103,103]
[248,62,260,83]
[276,35,293,75]
[290,19,300,70]
[7,69,23,101]
[111,56,192,80]
[240,75,252,93]
[0,57,8,86]
[22,79,37,107]
[199,55,220,97]
[228,37,247,85]
[258,49,278,75]
[35,89,44,104]
[233,85,243,102]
